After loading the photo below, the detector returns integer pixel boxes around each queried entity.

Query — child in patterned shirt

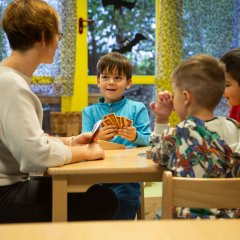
[150,54,240,219]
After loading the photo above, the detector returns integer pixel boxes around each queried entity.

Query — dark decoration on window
[112,33,146,53]
[116,33,128,46]
[102,0,137,11]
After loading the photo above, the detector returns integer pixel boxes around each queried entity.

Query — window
[0,0,63,97]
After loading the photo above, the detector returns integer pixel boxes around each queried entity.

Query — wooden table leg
[137,182,145,220]
[52,175,67,222]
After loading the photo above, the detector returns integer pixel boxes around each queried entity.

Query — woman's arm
[54,132,105,163]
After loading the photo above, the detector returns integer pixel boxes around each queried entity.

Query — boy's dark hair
[1,0,59,51]
[172,54,225,110]
[97,52,132,79]
[220,48,240,86]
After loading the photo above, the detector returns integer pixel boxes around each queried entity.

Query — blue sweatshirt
[82,96,151,147]
[82,96,151,199]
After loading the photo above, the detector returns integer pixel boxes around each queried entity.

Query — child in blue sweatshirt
[82,52,151,219]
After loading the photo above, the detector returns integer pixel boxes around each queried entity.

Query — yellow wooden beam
[31,76,53,84]
[156,0,160,72]
[61,0,88,112]
[87,76,155,85]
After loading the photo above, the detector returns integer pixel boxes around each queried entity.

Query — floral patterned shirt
[150,116,240,219]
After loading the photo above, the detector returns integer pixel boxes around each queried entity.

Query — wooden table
[1,219,239,240]
[47,147,163,222]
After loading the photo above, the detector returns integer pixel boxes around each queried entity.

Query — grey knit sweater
[0,66,71,186]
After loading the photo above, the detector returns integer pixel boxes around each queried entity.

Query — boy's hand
[150,91,173,124]
[96,125,118,141]
[117,126,137,142]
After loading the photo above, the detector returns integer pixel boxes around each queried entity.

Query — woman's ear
[125,78,132,90]
[183,90,192,106]
[34,32,46,49]
[40,32,46,47]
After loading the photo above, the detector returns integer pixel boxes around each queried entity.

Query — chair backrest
[162,171,240,219]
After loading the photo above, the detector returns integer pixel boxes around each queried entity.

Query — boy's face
[97,69,131,103]
[224,73,240,106]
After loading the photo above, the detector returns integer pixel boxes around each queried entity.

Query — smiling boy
[82,52,151,219]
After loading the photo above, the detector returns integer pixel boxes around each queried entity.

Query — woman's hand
[70,141,105,163]
[83,142,105,160]
[71,132,92,145]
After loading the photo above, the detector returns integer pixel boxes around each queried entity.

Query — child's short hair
[172,54,225,110]
[220,48,240,86]
[1,0,59,51]
[97,52,132,79]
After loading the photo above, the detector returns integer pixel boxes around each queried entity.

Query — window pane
[0,0,62,78]
[88,0,155,76]
[183,1,234,117]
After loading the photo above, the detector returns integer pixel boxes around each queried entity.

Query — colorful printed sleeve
[150,127,177,167]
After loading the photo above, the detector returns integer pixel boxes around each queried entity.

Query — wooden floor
[144,182,162,220]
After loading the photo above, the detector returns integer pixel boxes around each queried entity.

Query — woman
[0,0,118,223]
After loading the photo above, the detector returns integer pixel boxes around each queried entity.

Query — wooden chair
[162,171,240,219]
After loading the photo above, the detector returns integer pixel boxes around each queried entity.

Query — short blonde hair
[1,0,59,51]
[172,54,225,110]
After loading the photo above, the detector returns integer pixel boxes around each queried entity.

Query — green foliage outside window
[87,0,156,76]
